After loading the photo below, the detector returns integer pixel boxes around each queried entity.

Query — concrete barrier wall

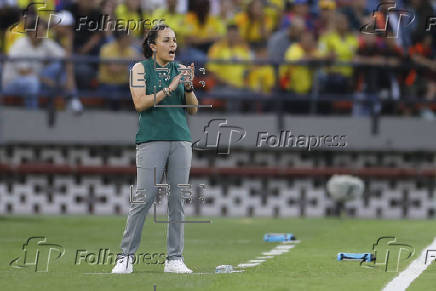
[1,108,436,151]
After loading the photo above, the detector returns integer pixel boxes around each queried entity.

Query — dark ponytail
[142,24,170,59]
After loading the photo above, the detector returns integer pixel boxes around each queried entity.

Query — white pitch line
[382,236,436,291]
[237,262,261,268]
[271,249,290,253]
[213,270,244,274]
[232,240,300,272]
[262,250,289,256]
[249,259,266,263]
[276,245,295,250]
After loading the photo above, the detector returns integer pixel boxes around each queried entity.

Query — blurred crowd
[0,0,434,114]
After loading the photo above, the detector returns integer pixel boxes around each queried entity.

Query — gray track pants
[120,141,192,260]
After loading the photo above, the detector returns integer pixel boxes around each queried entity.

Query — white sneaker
[112,255,134,274]
[164,259,193,274]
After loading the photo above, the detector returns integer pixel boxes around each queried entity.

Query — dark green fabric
[135,58,191,144]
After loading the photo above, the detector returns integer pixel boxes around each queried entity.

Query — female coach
[112,24,198,274]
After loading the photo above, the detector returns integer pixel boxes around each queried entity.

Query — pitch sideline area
[0,216,435,291]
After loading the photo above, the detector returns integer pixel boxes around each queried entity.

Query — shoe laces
[117,254,133,265]
[170,259,185,268]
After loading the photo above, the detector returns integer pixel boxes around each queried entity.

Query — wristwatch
[163,87,170,96]
[184,84,193,93]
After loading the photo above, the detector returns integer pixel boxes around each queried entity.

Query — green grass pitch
[1,215,435,291]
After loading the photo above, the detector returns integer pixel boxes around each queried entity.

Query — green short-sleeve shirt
[135,58,192,144]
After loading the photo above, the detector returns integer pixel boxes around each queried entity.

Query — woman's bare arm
[185,90,198,115]
[130,62,182,112]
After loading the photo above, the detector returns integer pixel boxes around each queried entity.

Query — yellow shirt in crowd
[234,12,274,43]
[184,13,226,40]
[207,40,251,88]
[18,0,55,18]
[2,21,25,54]
[99,41,139,85]
[115,4,146,38]
[264,0,284,30]
[318,32,358,77]
[3,0,56,53]
[247,65,275,94]
[280,43,321,94]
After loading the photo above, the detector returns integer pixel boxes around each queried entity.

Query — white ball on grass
[327,175,364,202]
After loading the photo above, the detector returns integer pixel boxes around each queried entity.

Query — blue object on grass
[337,252,373,262]
[263,233,295,242]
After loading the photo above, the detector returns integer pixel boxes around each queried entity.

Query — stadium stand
[2,143,436,218]
[0,0,435,220]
